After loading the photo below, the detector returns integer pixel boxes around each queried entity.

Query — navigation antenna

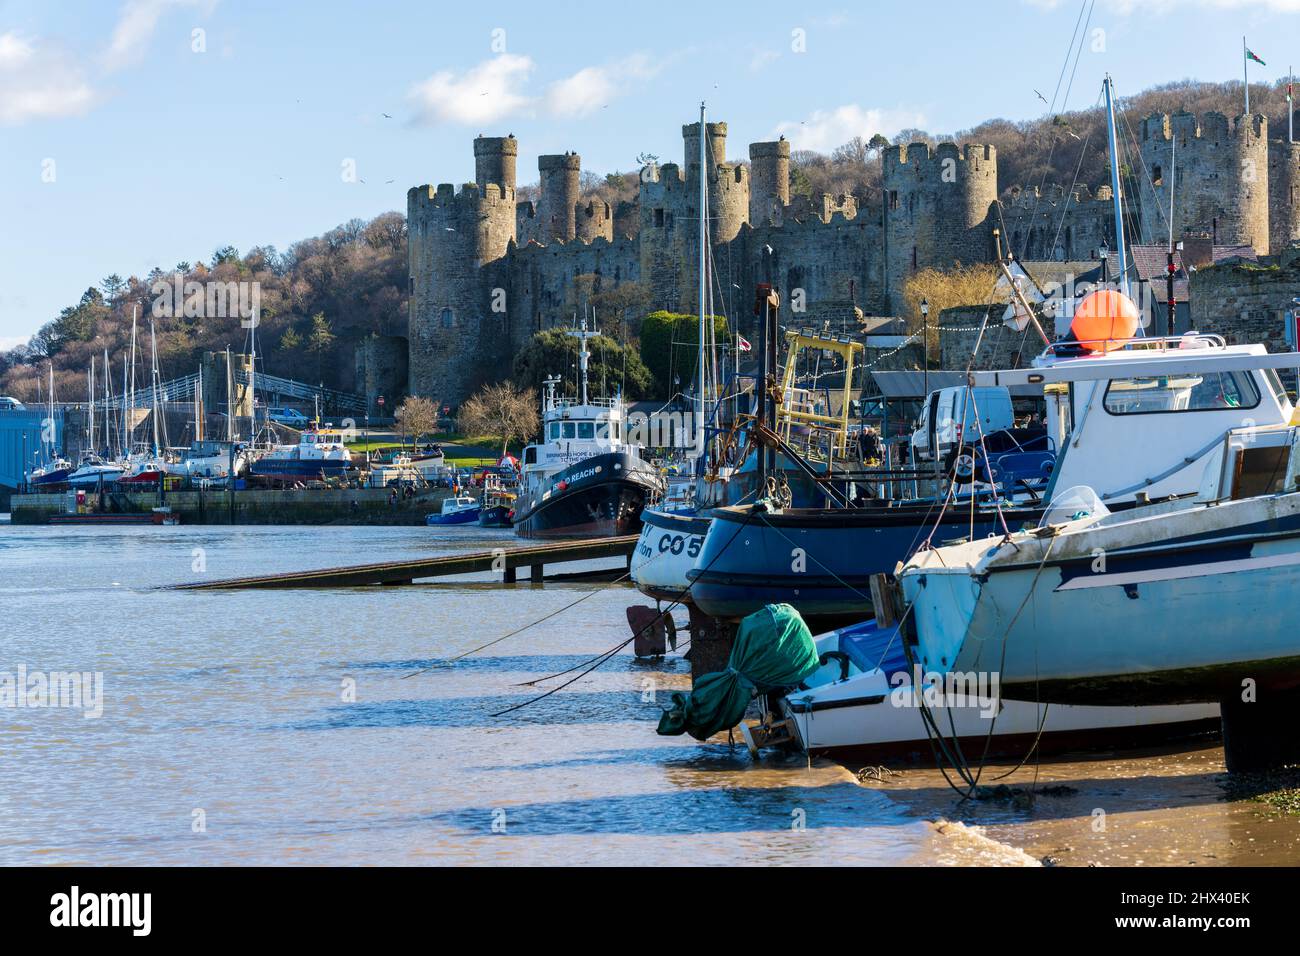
[542,374,561,412]
[566,318,598,407]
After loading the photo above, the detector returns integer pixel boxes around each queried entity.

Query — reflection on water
[0,523,936,865]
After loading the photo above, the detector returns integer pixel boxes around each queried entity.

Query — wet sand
[846,740,1300,866]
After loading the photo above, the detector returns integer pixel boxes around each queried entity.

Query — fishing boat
[478,472,516,528]
[897,335,1300,769]
[512,322,665,539]
[752,618,1219,760]
[250,429,352,483]
[425,495,480,526]
[366,453,422,488]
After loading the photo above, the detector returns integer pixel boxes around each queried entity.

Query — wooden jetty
[170,535,639,590]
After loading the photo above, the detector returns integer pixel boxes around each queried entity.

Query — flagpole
[1290,65,1294,143]
[1244,36,1249,115]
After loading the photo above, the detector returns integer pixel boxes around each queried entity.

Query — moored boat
[426,495,480,526]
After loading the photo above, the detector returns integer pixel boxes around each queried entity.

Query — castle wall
[354,334,409,412]
[1001,184,1115,261]
[1269,138,1300,255]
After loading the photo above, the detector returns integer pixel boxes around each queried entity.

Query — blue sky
[2,0,1298,346]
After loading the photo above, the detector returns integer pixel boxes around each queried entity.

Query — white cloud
[102,0,212,72]
[544,54,660,118]
[409,54,536,125]
[0,31,97,125]
[545,65,617,117]
[772,104,928,153]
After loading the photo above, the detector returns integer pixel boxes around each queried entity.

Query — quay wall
[9,487,452,526]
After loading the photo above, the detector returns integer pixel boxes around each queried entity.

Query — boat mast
[88,356,95,455]
[149,321,161,458]
[697,101,708,460]
[128,306,138,454]
[47,362,54,461]
[1103,74,1131,299]
[226,347,235,442]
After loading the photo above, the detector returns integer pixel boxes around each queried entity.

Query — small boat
[66,456,126,487]
[426,495,481,526]
[367,453,422,488]
[756,617,1219,761]
[29,460,74,487]
[251,429,352,483]
[478,473,516,527]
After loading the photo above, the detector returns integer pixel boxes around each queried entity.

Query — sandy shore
[847,741,1300,866]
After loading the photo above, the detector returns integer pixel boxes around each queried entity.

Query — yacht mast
[1103,74,1131,298]
[88,356,95,454]
[149,321,161,458]
[696,101,708,459]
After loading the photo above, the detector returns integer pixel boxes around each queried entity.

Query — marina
[8,1,1300,910]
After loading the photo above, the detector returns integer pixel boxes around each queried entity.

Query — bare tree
[458,381,539,455]
[394,396,440,448]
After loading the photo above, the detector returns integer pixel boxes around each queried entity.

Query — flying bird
[382,112,392,119]
[1034,89,1047,105]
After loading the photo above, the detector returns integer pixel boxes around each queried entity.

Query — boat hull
[776,619,1220,759]
[426,508,480,526]
[513,451,663,540]
[907,493,1300,705]
[688,502,1041,620]
[630,508,712,601]
[478,505,513,528]
[250,459,349,482]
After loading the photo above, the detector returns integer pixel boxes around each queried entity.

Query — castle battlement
[884,141,996,176]
[1141,111,1268,143]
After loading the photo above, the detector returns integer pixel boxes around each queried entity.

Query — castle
[406,111,1300,404]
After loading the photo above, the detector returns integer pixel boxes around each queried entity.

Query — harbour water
[0,519,958,866]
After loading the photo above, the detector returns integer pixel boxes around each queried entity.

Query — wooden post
[686,604,736,685]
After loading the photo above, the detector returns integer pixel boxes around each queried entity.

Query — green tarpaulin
[657,603,819,740]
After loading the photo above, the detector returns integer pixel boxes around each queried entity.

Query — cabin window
[524,448,537,465]
[562,422,577,439]
[596,422,610,439]
[1102,370,1261,415]
[548,422,560,440]
[577,422,595,440]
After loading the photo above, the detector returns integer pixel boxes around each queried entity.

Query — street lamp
[920,298,930,399]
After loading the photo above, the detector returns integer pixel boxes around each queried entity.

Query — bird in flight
[1034,89,1048,105]
[382,112,392,119]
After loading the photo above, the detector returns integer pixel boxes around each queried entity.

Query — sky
[2,0,1299,347]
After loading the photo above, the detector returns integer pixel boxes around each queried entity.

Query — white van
[911,386,1014,464]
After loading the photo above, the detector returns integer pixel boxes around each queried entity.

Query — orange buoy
[1070,289,1140,352]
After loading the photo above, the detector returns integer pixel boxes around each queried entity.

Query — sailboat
[28,363,73,486]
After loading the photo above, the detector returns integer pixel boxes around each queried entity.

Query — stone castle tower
[881,142,999,308]
[407,135,518,401]
[1136,111,1270,252]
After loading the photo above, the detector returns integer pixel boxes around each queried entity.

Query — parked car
[0,396,27,411]
[267,406,310,428]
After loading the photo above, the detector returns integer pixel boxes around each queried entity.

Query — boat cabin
[972,334,1297,505]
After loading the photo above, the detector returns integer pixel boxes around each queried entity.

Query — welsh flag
[737,335,752,352]
[1246,47,1266,66]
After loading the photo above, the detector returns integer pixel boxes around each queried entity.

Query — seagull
[382,112,392,119]
[385,178,394,184]
[1034,89,1047,105]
